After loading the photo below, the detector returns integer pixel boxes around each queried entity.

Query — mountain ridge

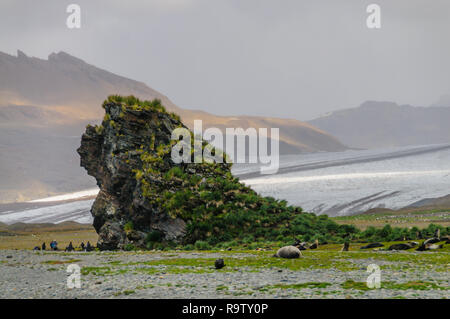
[309,100,450,149]
[0,50,346,152]
[0,50,346,203]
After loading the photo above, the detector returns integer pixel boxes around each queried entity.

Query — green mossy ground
[73,244,449,277]
[68,247,448,298]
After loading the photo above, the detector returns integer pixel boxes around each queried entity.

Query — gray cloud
[1,0,449,120]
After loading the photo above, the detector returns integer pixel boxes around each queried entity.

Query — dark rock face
[77,97,187,250]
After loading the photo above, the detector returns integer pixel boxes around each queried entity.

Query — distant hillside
[407,194,450,209]
[309,101,450,149]
[0,50,346,202]
[433,94,450,107]
[0,50,182,119]
[0,50,345,153]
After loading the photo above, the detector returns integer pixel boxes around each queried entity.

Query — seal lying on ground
[309,240,319,250]
[292,239,308,250]
[360,242,384,249]
[423,237,440,245]
[427,244,444,250]
[416,237,443,251]
[388,242,417,250]
[417,242,444,251]
[274,246,302,259]
[442,236,450,244]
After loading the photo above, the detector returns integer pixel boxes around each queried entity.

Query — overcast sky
[1,0,449,120]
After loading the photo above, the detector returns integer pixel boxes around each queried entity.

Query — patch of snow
[28,189,99,203]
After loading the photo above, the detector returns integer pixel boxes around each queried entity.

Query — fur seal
[274,246,302,259]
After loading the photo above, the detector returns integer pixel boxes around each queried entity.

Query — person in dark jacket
[65,242,74,252]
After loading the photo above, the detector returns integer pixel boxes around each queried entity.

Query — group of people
[33,241,94,252]
[64,241,93,252]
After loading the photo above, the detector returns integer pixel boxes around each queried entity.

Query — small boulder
[214,259,225,269]
[275,246,302,259]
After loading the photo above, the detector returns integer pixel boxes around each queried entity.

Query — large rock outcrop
[77,96,190,249]
[77,95,345,250]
